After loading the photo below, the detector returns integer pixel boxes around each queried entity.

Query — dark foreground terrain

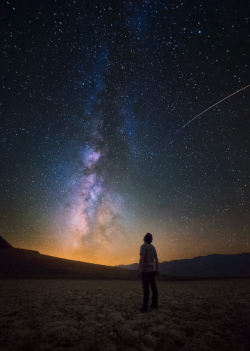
[0,279,249,351]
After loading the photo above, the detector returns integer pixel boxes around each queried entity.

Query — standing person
[138,232,159,312]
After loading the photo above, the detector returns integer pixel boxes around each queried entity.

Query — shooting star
[176,84,250,133]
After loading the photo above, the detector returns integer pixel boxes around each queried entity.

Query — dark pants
[141,271,158,311]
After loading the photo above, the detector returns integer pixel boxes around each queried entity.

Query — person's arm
[138,254,144,278]
[155,255,159,275]
[154,247,159,275]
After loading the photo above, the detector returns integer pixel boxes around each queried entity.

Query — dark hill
[118,253,250,278]
[0,237,168,280]
[160,253,250,277]
[0,236,13,249]
[0,248,139,279]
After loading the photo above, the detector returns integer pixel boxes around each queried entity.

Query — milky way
[1,1,249,265]
[57,121,129,263]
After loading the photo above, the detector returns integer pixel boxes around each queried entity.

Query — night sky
[1,0,250,266]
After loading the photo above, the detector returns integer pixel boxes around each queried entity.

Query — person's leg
[149,271,158,308]
[141,272,150,311]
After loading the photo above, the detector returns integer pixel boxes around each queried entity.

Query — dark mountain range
[1,236,249,279]
[118,253,250,278]
[0,236,167,280]
[0,236,136,279]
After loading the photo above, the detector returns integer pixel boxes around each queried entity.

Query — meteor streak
[176,85,250,133]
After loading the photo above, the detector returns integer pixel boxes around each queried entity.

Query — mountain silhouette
[118,253,250,278]
[0,236,167,280]
[0,236,13,249]
[0,236,138,279]
[1,236,249,279]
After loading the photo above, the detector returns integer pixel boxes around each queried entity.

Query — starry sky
[1,0,250,266]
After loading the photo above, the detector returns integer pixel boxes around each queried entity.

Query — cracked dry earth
[0,279,250,351]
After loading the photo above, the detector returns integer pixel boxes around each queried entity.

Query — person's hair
[144,233,153,244]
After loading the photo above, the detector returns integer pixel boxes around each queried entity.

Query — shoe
[149,305,158,310]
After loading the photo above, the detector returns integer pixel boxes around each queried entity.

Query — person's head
[143,232,153,244]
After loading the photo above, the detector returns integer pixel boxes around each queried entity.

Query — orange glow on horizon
[11,237,248,268]
[9,223,249,268]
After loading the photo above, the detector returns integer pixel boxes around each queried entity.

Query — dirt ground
[0,279,249,351]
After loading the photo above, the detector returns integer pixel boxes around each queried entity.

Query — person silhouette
[138,233,159,312]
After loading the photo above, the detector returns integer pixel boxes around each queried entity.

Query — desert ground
[0,279,249,351]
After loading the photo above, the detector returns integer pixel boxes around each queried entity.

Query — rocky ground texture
[0,279,250,351]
